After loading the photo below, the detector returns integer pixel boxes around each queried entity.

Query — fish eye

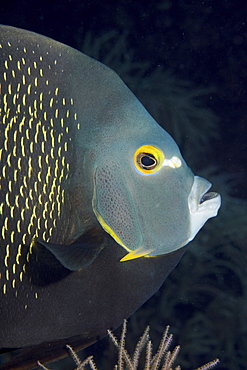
[137,153,157,170]
[134,145,165,174]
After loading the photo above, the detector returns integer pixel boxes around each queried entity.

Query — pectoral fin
[36,228,107,271]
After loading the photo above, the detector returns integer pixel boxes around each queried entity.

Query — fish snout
[188,176,221,242]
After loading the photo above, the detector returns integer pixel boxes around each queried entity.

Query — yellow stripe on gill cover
[94,210,152,262]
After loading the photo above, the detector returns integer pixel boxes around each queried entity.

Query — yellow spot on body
[4,217,8,230]
[22,234,27,245]
[20,208,25,220]
[7,153,12,166]
[29,188,33,200]
[5,192,10,207]
[19,117,26,132]
[33,99,38,111]
[23,176,27,188]
[50,147,55,158]
[15,195,20,208]
[38,156,42,168]
[20,272,23,281]
[17,220,21,232]
[5,269,9,280]
[13,93,17,104]
[16,244,22,264]
[10,231,15,243]
[28,166,32,179]
[8,180,12,192]
[30,141,34,153]
[17,158,22,170]
[2,165,6,177]
[10,206,15,218]
[25,128,30,139]
[13,131,18,143]
[38,194,42,204]
[25,197,30,209]
[4,244,10,267]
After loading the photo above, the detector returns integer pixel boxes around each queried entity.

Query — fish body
[0,25,221,365]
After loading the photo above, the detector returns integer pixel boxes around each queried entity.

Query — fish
[0,25,221,369]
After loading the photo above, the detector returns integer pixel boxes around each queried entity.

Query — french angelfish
[0,25,221,369]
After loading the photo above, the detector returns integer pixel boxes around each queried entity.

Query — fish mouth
[187,175,221,243]
[199,191,220,204]
[188,176,221,214]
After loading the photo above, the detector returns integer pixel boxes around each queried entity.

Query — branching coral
[38,320,219,370]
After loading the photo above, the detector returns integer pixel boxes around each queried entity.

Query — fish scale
[0,36,81,297]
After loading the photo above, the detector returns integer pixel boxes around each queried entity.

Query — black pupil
[141,154,156,167]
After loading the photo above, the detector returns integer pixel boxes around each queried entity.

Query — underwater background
[0,0,246,369]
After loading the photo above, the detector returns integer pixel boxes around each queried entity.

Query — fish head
[92,105,221,261]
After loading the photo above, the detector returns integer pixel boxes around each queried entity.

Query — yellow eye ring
[134,145,165,174]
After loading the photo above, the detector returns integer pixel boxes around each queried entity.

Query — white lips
[187,176,221,242]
